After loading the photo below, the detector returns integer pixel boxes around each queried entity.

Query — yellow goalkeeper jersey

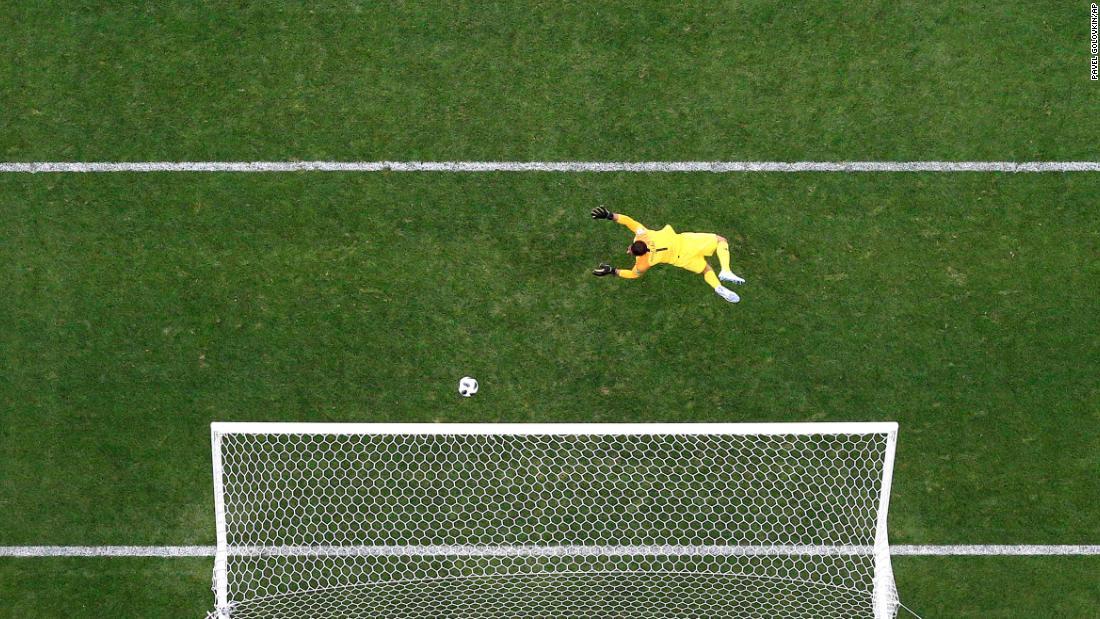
[617,214,681,263]
[614,213,720,277]
[637,224,683,266]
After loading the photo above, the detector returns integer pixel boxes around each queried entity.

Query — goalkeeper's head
[627,240,649,256]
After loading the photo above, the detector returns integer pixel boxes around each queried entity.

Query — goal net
[208,422,900,619]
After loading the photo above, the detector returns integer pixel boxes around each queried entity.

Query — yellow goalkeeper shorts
[673,233,719,272]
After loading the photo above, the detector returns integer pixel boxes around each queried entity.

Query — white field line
[1,161,1100,173]
[1,546,215,557]
[2,545,1098,557]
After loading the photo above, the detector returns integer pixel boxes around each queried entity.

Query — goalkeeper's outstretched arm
[613,213,646,235]
[591,207,647,235]
[617,254,649,278]
[591,207,650,279]
[593,255,650,279]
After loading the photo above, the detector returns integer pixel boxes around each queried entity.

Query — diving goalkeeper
[590,207,745,303]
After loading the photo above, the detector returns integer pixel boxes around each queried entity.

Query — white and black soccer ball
[458,376,479,397]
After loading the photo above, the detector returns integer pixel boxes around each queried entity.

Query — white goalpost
[208,422,900,619]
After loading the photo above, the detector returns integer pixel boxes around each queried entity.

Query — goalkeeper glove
[593,263,615,277]
[591,206,614,220]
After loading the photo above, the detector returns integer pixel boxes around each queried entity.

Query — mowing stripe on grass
[2,545,1098,557]
[2,161,1100,173]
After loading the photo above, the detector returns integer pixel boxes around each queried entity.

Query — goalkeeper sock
[704,269,721,289]
[717,239,731,272]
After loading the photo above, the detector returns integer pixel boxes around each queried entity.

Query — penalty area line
[1,545,1099,557]
[1,161,1100,173]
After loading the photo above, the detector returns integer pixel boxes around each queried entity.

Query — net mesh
[211,429,898,618]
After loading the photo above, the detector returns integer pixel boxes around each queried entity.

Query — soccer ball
[458,376,479,397]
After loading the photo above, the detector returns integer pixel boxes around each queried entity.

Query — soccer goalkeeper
[590,207,745,303]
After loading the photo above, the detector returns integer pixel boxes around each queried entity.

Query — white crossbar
[210,421,899,436]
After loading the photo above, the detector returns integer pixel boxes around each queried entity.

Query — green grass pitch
[2,1,1098,617]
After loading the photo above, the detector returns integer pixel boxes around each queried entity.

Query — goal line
[2,545,1098,557]
[2,161,1100,173]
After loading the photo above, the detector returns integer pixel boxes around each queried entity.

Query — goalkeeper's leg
[702,264,740,304]
[715,235,746,284]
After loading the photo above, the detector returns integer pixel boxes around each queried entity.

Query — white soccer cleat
[715,285,740,303]
[719,270,746,284]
